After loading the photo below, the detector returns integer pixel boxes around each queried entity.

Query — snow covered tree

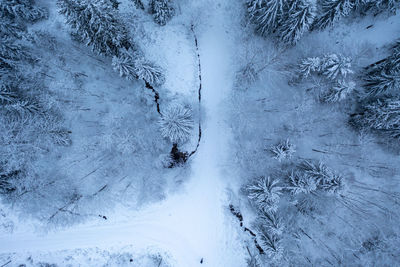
[376,0,400,13]
[0,0,72,200]
[236,62,258,86]
[285,161,345,195]
[363,40,400,96]
[270,139,296,161]
[0,38,34,117]
[315,0,354,29]
[258,210,284,236]
[287,171,318,194]
[159,103,193,144]
[112,48,137,80]
[0,0,47,38]
[133,56,165,86]
[298,161,345,194]
[298,54,353,80]
[321,54,353,80]
[363,70,400,96]
[279,0,316,45]
[256,223,283,261]
[109,0,119,9]
[350,97,400,139]
[0,18,25,39]
[299,56,321,77]
[389,40,400,71]
[0,37,29,76]
[322,79,356,102]
[360,0,400,13]
[0,84,15,103]
[149,0,175,26]
[57,0,131,56]
[253,210,284,262]
[368,40,400,73]
[247,0,285,36]
[296,54,355,101]
[112,48,165,86]
[0,169,19,194]
[245,248,262,267]
[131,0,144,10]
[0,0,48,22]
[246,176,282,212]
[59,0,165,88]
[0,1,38,104]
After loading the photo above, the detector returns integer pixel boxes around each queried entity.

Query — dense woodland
[234,0,400,266]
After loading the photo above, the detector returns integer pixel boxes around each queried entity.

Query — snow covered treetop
[159,103,193,144]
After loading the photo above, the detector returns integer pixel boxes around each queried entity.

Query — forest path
[0,2,246,267]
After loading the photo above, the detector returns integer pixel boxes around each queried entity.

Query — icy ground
[0,2,247,266]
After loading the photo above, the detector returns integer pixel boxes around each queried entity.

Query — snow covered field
[1,0,400,266]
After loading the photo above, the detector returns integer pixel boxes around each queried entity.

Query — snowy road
[0,2,246,266]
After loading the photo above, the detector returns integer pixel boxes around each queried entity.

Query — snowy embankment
[0,2,246,266]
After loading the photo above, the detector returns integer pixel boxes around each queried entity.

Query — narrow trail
[188,24,202,159]
[0,2,246,266]
[144,80,161,115]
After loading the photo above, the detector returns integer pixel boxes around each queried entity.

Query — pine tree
[0,18,25,38]
[57,0,131,56]
[287,171,317,194]
[159,103,193,144]
[236,62,258,86]
[112,48,165,85]
[256,223,283,261]
[298,54,353,80]
[299,56,321,78]
[247,176,282,212]
[149,0,175,26]
[0,1,39,115]
[350,0,400,15]
[0,0,72,194]
[366,0,400,13]
[112,48,137,80]
[0,0,48,22]
[350,97,400,139]
[286,161,345,195]
[363,70,400,96]
[323,79,356,102]
[0,84,16,104]
[134,56,165,86]
[0,168,18,194]
[247,0,285,36]
[389,40,400,71]
[279,0,316,45]
[351,0,370,7]
[298,161,345,194]
[321,54,353,80]
[0,36,33,96]
[270,139,296,161]
[131,0,144,10]
[258,210,284,235]
[362,40,400,96]
[381,0,400,12]
[245,249,262,267]
[315,0,354,29]
[0,37,25,75]
[110,0,119,9]
[369,40,400,73]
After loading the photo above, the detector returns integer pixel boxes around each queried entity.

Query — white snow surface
[0,2,246,266]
